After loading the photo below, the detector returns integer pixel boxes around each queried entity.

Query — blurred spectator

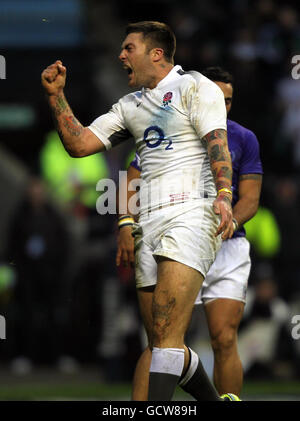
[238,265,292,380]
[0,263,17,360]
[230,27,259,64]
[40,130,122,370]
[270,177,300,301]
[5,177,71,370]
[40,130,110,214]
[274,68,300,170]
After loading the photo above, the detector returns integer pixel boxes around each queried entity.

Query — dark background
[0,0,299,387]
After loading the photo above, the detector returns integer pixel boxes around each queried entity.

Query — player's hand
[213,194,234,240]
[41,60,66,96]
[116,226,135,268]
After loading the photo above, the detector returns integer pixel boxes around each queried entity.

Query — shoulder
[227,119,259,144]
[107,91,142,117]
[115,90,142,108]
[179,69,224,106]
[184,70,222,94]
[228,120,263,171]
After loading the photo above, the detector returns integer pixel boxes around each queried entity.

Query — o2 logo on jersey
[143,126,173,150]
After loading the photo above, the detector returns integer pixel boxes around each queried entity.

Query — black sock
[148,372,181,401]
[180,348,221,401]
[148,347,185,401]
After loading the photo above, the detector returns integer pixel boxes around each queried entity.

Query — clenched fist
[41,60,66,96]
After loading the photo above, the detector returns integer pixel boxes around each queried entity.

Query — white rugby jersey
[89,65,227,213]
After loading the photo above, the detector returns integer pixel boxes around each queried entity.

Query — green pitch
[0,380,299,400]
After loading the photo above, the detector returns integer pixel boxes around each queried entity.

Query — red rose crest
[163,91,173,106]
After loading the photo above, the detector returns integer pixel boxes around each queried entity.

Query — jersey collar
[141,65,183,93]
[156,65,183,89]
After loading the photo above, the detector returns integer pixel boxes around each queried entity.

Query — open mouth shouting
[123,65,135,85]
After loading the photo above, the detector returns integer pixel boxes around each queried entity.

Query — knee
[210,326,237,358]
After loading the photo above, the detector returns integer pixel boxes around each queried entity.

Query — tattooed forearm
[210,144,228,162]
[48,93,85,156]
[204,129,232,193]
[212,166,232,180]
[63,115,84,137]
[53,95,68,117]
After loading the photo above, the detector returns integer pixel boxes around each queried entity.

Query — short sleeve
[187,79,227,139]
[240,130,263,175]
[88,100,131,150]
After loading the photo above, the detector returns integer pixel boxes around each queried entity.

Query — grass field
[0,366,299,401]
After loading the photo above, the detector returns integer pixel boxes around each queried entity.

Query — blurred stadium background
[0,0,300,401]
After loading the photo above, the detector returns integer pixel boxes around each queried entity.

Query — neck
[145,62,174,89]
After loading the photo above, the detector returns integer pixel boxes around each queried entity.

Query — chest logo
[162,91,173,107]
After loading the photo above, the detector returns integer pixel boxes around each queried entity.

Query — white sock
[148,347,185,400]
[150,347,185,376]
[178,347,199,386]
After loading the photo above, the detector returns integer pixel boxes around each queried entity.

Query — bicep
[78,127,107,156]
[203,128,229,157]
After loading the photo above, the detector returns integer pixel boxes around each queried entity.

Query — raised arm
[203,128,233,240]
[41,60,105,157]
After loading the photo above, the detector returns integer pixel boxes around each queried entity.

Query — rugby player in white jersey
[41,21,233,401]
[117,67,263,399]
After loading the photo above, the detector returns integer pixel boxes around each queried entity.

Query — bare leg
[204,298,244,395]
[148,258,219,400]
[132,260,220,401]
[131,287,152,401]
[132,285,190,401]
[132,345,192,400]
[152,258,202,349]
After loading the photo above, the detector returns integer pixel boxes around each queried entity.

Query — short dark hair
[201,66,234,86]
[126,21,176,63]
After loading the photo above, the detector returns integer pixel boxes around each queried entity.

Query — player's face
[119,32,154,88]
[215,81,233,115]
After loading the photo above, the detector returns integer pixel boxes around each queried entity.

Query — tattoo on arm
[203,129,226,143]
[63,115,84,137]
[53,95,68,116]
[203,129,232,192]
[212,166,232,180]
[210,144,228,162]
[49,93,84,154]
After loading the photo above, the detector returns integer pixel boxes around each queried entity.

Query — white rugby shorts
[195,236,251,304]
[133,199,222,289]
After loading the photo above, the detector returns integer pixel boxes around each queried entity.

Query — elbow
[68,148,86,158]
[65,140,89,158]
[250,201,260,218]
